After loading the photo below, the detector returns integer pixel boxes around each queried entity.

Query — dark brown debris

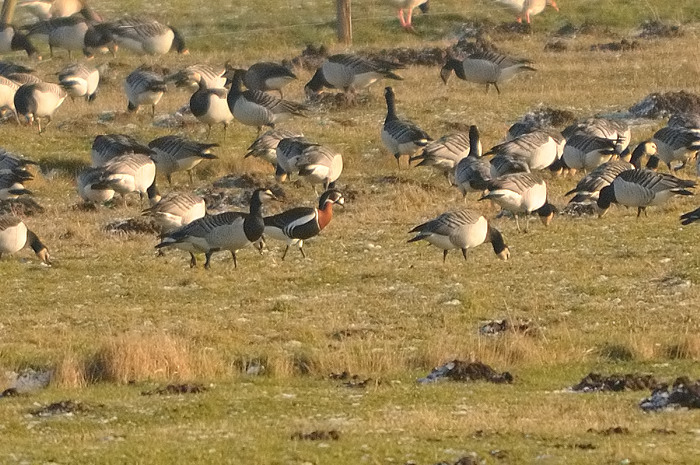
[571,372,659,392]
[544,40,568,52]
[562,203,597,217]
[283,44,329,72]
[587,426,630,435]
[638,20,682,39]
[103,217,160,235]
[291,430,340,441]
[640,377,700,411]
[31,400,86,417]
[590,39,640,52]
[306,91,369,110]
[329,371,376,388]
[419,360,513,384]
[480,319,533,336]
[494,22,531,35]
[651,428,677,435]
[0,198,45,216]
[0,388,18,398]
[329,328,373,341]
[629,91,700,119]
[141,383,208,396]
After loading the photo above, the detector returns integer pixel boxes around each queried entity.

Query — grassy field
[1,0,700,463]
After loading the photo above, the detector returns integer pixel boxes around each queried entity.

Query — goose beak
[37,248,52,266]
[539,212,554,227]
[497,247,510,261]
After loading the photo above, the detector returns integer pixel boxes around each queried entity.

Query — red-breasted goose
[440,51,536,94]
[480,172,555,232]
[305,54,403,96]
[597,169,696,218]
[381,86,431,168]
[264,189,345,259]
[148,135,218,185]
[58,62,99,102]
[156,188,278,269]
[0,215,50,264]
[124,68,167,116]
[14,81,66,133]
[454,125,491,196]
[227,69,307,133]
[408,208,510,262]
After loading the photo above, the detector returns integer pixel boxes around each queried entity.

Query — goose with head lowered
[557,134,618,174]
[305,54,403,97]
[480,172,555,232]
[148,135,218,185]
[142,184,206,235]
[0,171,33,200]
[106,17,187,56]
[76,166,114,205]
[91,133,154,167]
[124,68,167,116]
[440,51,536,94]
[0,24,40,58]
[91,153,156,206]
[381,86,432,168]
[58,63,99,102]
[486,129,563,175]
[408,208,510,262]
[562,118,631,156]
[385,0,430,32]
[410,131,473,184]
[156,188,278,269]
[645,126,700,172]
[245,129,304,168]
[597,169,696,218]
[227,68,307,133]
[0,215,51,265]
[234,62,297,99]
[453,125,491,196]
[264,189,345,260]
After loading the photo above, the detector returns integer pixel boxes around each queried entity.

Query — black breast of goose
[189,79,233,138]
[239,62,297,99]
[305,54,403,96]
[245,129,304,168]
[14,82,66,133]
[264,189,345,259]
[227,69,307,132]
[58,63,99,102]
[0,25,40,58]
[454,125,491,195]
[0,172,33,200]
[440,51,536,94]
[0,215,51,264]
[561,134,618,173]
[155,188,277,269]
[148,135,219,185]
[381,86,432,168]
[142,188,206,235]
[597,169,696,217]
[408,208,510,262]
[410,132,471,183]
[91,134,154,167]
[124,69,167,116]
[646,126,700,171]
[480,172,555,232]
[108,18,187,55]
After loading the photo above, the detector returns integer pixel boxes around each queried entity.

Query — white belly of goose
[32,86,66,118]
[425,215,489,250]
[0,221,27,254]
[198,94,233,125]
[323,62,378,90]
[130,89,163,107]
[529,137,558,170]
[207,217,252,252]
[491,181,547,213]
[143,29,174,55]
[0,80,17,111]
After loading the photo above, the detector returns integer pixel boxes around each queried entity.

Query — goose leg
[223,123,228,141]
[207,124,212,139]
[442,249,448,263]
[167,174,173,186]
[151,105,156,118]
[494,83,501,95]
[395,154,402,170]
[188,170,194,185]
[300,244,306,258]
[231,251,238,268]
[204,252,213,269]
[189,253,197,268]
[514,214,521,232]
[398,9,407,27]
[277,89,284,99]
[281,245,290,260]
[461,248,468,260]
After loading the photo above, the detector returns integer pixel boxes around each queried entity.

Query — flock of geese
[1,0,700,269]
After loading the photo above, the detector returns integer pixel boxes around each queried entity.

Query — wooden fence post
[336,0,352,45]
[1,0,18,24]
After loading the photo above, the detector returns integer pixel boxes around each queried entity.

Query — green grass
[1,0,700,463]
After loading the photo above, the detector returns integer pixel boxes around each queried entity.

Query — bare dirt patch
[141,383,208,395]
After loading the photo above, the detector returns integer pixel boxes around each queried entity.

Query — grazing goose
[410,132,471,183]
[305,54,403,96]
[0,172,33,200]
[236,62,297,98]
[493,0,559,24]
[91,134,153,167]
[454,125,491,195]
[489,152,531,178]
[58,63,99,102]
[0,215,50,264]
[0,76,20,117]
[440,51,536,94]
[155,188,278,269]
[76,166,114,204]
[562,118,631,156]
[559,134,618,173]
[245,129,304,168]
[168,64,226,90]
[227,69,307,132]
[275,136,312,182]
[487,129,562,175]
[188,79,234,138]
[0,25,40,58]
[381,86,432,168]
[264,189,345,259]
[295,143,344,192]
[385,0,430,31]
[124,68,167,116]
[597,169,696,217]
[408,208,510,262]
[92,153,156,205]
[142,187,206,235]
[24,15,112,58]
[107,18,187,56]
[148,135,219,185]
[668,113,700,130]
[566,141,657,204]
[0,61,33,77]
[14,82,66,133]
[6,72,41,86]
[645,126,700,172]
[480,172,555,232]
[0,150,37,172]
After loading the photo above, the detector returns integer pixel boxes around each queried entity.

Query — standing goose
[560,134,618,173]
[24,15,112,58]
[0,215,50,264]
[245,128,304,168]
[168,64,226,90]
[155,188,278,269]
[275,136,312,182]
[566,141,657,204]
[598,169,696,217]
[0,172,33,200]
[440,51,536,94]
[188,78,234,138]
[408,209,510,262]
[124,68,167,116]
[77,166,114,204]
[236,62,297,98]
[107,18,187,56]
[410,132,471,183]
[58,62,99,102]
[294,143,343,192]
[142,186,206,235]
[454,125,492,196]
[148,135,218,185]
[91,134,154,167]
[562,118,631,156]
[385,0,430,31]
[486,129,562,174]
[264,189,345,259]
[381,86,432,168]
[0,24,40,58]
[493,0,559,23]
[92,153,156,205]
[305,54,403,96]
[480,172,555,232]
[14,81,66,133]
[226,69,308,133]
[645,126,700,172]
[50,0,102,20]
